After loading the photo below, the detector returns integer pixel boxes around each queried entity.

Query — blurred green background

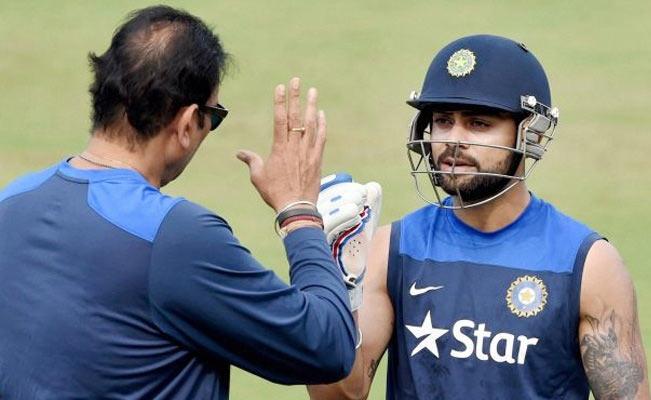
[1,1,649,398]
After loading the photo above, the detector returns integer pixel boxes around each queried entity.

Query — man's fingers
[314,110,327,160]
[304,87,318,147]
[287,77,302,145]
[236,150,264,179]
[273,84,287,145]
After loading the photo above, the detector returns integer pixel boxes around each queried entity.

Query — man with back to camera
[308,34,650,399]
[0,5,361,398]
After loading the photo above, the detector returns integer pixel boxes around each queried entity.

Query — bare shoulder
[581,239,632,314]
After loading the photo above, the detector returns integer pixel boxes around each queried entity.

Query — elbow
[341,345,356,379]
[306,331,356,384]
[321,313,358,382]
[317,360,354,385]
[326,342,356,382]
[271,326,356,385]
[299,293,358,383]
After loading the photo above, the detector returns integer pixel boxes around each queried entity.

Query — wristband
[276,207,322,229]
[275,208,323,237]
[276,200,317,216]
[280,215,324,228]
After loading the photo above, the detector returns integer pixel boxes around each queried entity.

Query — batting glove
[317,173,382,311]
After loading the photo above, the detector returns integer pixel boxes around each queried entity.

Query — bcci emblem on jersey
[506,275,548,318]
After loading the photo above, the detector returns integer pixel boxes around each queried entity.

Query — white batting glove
[317,173,382,311]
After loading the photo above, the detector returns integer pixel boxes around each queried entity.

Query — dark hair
[88,5,228,141]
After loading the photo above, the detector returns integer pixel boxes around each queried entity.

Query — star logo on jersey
[447,49,476,77]
[405,311,449,357]
[506,275,548,318]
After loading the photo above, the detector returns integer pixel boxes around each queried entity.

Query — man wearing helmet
[309,35,649,399]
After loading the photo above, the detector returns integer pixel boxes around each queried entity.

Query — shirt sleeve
[148,200,356,385]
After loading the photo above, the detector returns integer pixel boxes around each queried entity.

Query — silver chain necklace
[77,151,137,171]
[77,153,117,169]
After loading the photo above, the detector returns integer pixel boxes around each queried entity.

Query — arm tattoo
[367,359,378,379]
[580,311,644,399]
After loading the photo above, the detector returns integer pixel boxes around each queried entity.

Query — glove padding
[317,173,382,311]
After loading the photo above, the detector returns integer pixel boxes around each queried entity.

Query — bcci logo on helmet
[446,49,476,77]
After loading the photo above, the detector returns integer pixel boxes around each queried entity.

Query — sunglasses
[199,103,229,131]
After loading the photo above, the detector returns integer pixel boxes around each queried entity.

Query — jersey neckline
[57,158,151,185]
[442,193,542,246]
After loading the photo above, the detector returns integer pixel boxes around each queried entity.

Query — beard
[433,147,521,203]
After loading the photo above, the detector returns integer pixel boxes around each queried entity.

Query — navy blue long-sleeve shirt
[0,160,356,399]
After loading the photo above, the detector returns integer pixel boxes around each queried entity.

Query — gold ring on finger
[290,127,306,133]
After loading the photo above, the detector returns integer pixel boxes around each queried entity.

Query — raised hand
[237,77,326,213]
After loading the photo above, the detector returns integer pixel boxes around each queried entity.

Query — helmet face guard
[406,35,559,209]
[407,95,559,209]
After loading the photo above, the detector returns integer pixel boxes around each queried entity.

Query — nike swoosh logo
[409,282,444,296]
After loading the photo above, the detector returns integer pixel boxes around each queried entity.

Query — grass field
[1,1,650,398]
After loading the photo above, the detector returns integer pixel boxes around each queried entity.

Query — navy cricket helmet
[406,34,560,209]
[407,34,551,112]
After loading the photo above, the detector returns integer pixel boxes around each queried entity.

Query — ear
[172,104,200,149]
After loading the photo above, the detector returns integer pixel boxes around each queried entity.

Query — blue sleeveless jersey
[386,196,601,399]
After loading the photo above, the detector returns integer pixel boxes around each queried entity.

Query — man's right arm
[308,224,395,400]
[148,200,356,385]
